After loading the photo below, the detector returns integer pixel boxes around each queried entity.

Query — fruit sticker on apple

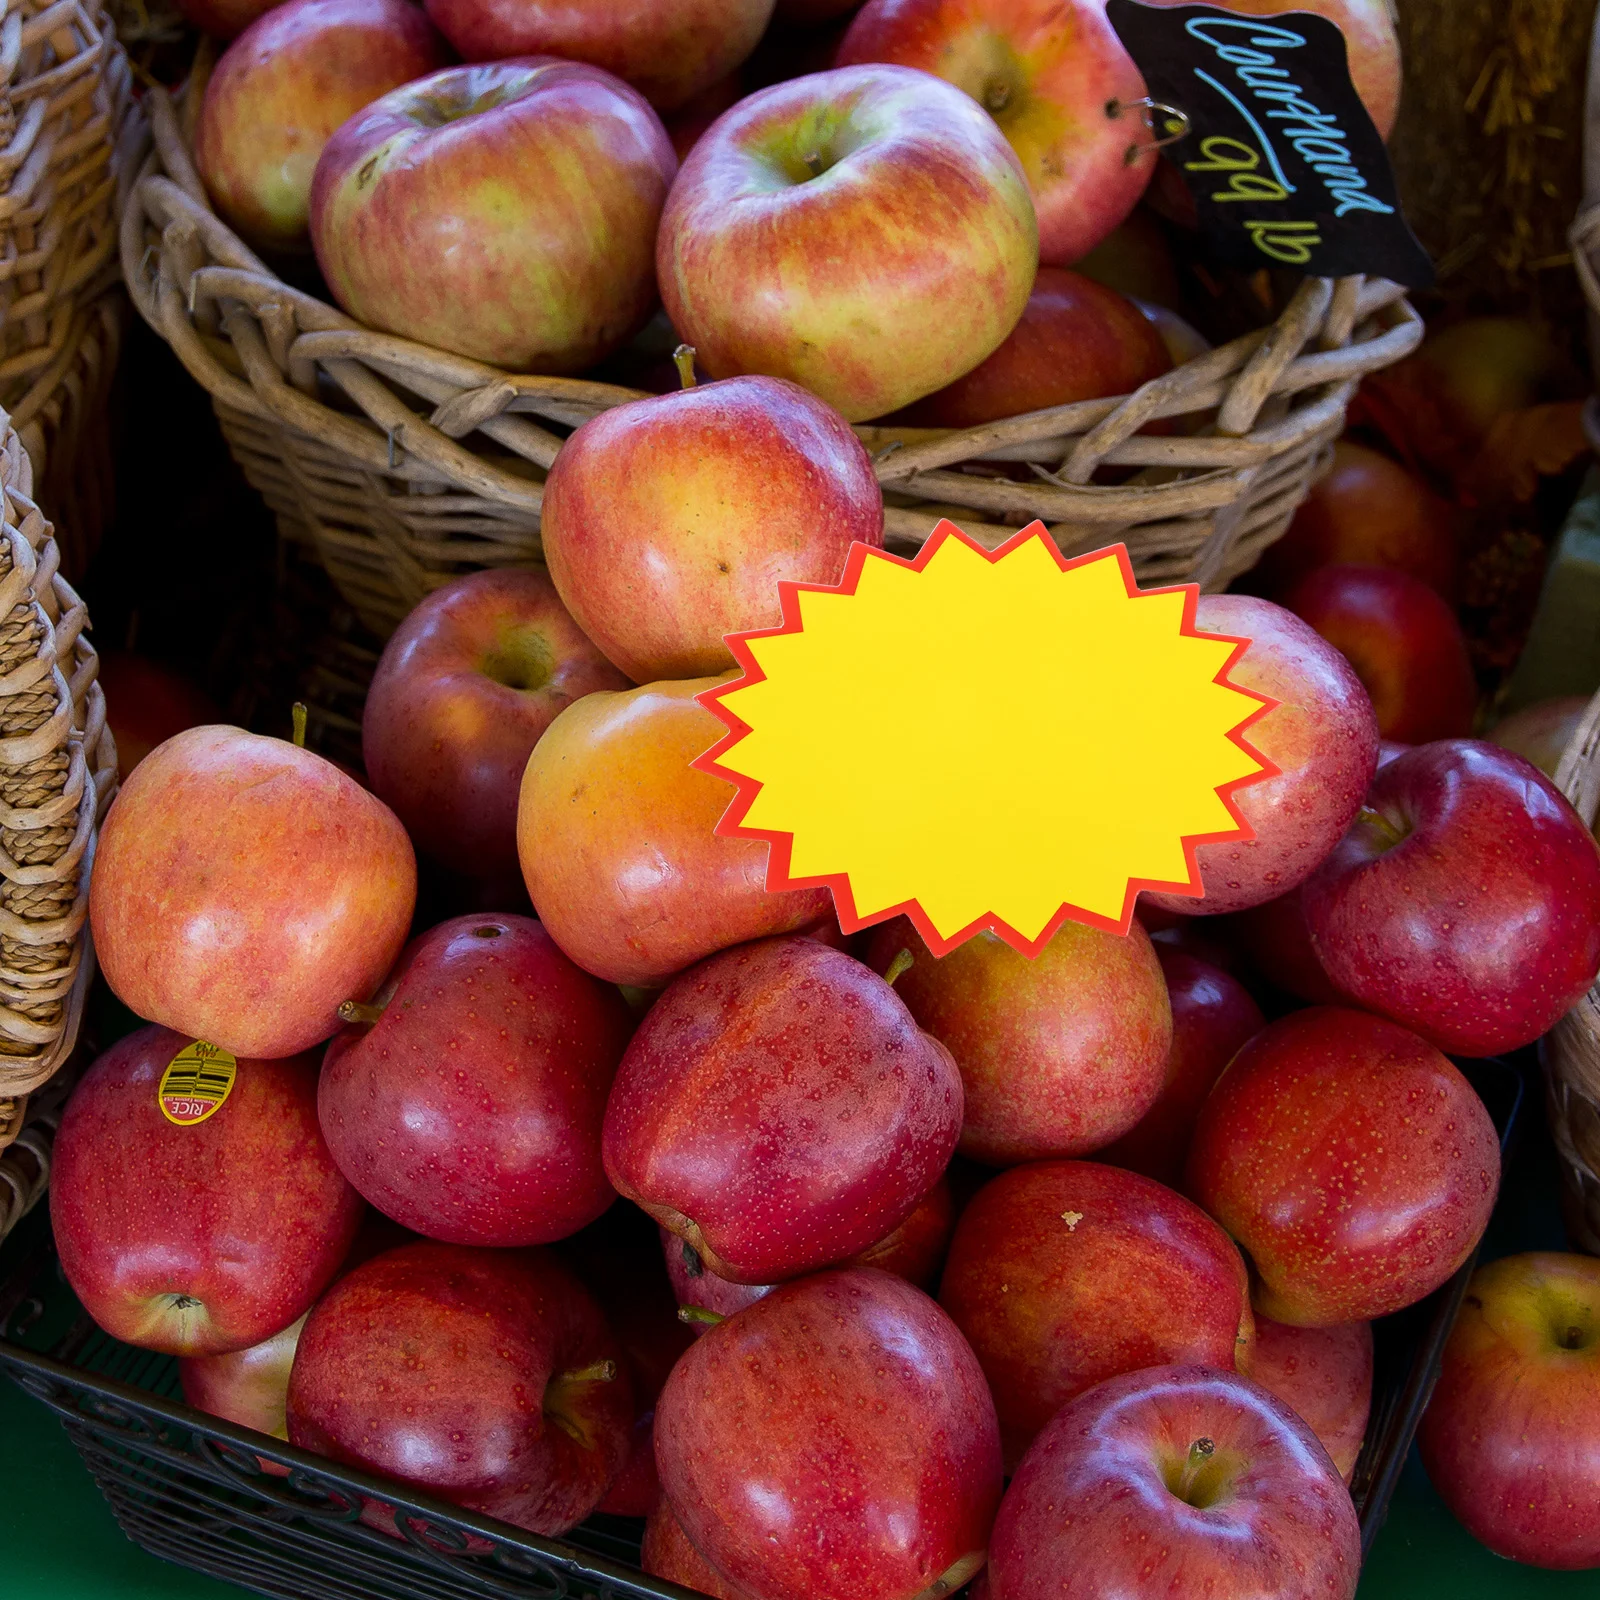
[157,1040,238,1126]
[693,520,1280,957]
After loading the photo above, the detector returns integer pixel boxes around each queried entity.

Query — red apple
[50,1026,364,1356]
[664,1176,957,1329]
[311,59,677,371]
[837,0,1155,266]
[98,651,222,784]
[1231,885,1346,1005]
[1075,206,1183,309]
[1305,741,1600,1056]
[177,0,284,37]
[516,677,831,986]
[604,936,962,1282]
[938,1160,1254,1467]
[287,1241,633,1535]
[318,914,632,1247]
[1187,1006,1501,1325]
[1377,737,1412,768]
[896,267,1171,428]
[1096,948,1265,1187]
[1283,564,1478,743]
[196,0,450,253]
[1144,915,1242,974]
[420,0,775,112]
[361,570,629,895]
[663,69,746,161]
[1251,1316,1373,1483]
[1419,1252,1600,1569]
[988,1364,1361,1600]
[90,726,417,1059]
[1255,441,1458,599]
[643,1501,753,1600]
[656,1267,1003,1600]
[865,916,1171,1165]
[1141,595,1380,917]
[776,0,860,20]
[541,375,884,682]
[657,64,1038,422]
[1142,0,1400,139]
[1490,695,1591,782]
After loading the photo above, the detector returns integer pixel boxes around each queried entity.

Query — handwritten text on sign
[1106,0,1432,286]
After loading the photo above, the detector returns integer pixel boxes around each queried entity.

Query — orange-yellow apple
[90,726,416,1059]
[898,267,1171,427]
[865,916,1171,1165]
[421,0,776,112]
[50,1026,364,1356]
[195,0,449,253]
[657,64,1038,421]
[311,60,677,370]
[517,678,831,985]
[837,0,1156,265]
[1141,595,1380,917]
[541,375,884,682]
[362,569,628,895]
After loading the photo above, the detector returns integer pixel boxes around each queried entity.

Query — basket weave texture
[1544,690,1600,1252]
[121,71,1423,642]
[1,0,139,578]
[0,412,115,1152]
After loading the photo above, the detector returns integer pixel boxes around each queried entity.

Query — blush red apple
[655,1268,1002,1600]
[90,726,417,1059]
[1304,741,1600,1056]
[540,375,884,682]
[938,1160,1254,1467]
[51,1026,364,1355]
[1187,1006,1501,1325]
[362,569,629,896]
[657,64,1038,421]
[1252,1317,1373,1483]
[604,936,962,1283]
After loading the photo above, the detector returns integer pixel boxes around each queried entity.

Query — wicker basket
[120,63,1423,641]
[0,411,116,1162]
[1542,687,1600,1252]
[1,0,141,579]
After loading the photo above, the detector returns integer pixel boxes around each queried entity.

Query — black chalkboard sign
[1106,0,1433,287]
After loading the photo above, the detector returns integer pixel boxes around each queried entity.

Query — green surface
[2,1074,1598,1599]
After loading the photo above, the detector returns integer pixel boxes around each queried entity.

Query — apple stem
[553,1360,616,1386]
[802,149,824,177]
[672,344,698,390]
[983,79,1011,114]
[1357,805,1409,852]
[884,948,915,987]
[678,1306,724,1328]
[1174,1436,1216,1503]
[291,702,307,749]
[337,999,387,1026]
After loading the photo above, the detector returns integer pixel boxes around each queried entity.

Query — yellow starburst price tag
[693,521,1279,956]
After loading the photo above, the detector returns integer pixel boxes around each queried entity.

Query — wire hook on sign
[1107,95,1192,165]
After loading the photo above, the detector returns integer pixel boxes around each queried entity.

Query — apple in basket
[1187,1006,1501,1325]
[864,915,1173,1166]
[318,914,633,1247]
[311,59,677,372]
[195,0,450,253]
[361,568,629,897]
[287,1241,633,1536]
[50,1026,364,1356]
[656,64,1038,422]
[835,0,1157,266]
[420,0,776,112]
[938,1160,1255,1469]
[540,373,884,682]
[643,1500,752,1600]
[603,935,962,1284]
[987,1365,1361,1600]
[177,0,284,40]
[1251,1316,1373,1483]
[516,677,832,986]
[90,724,416,1059]
[1141,595,1380,918]
[892,266,1172,428]
[1284,564,1478,744]
[1489,695,1593,782]
[96,650,222,783]
[1303,741,1600,1056]
[655,1268,1003,1600]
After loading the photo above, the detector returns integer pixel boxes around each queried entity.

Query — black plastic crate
[0,1053,1524,1600]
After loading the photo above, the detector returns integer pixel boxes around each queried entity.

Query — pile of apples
[178,0,1400,427]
